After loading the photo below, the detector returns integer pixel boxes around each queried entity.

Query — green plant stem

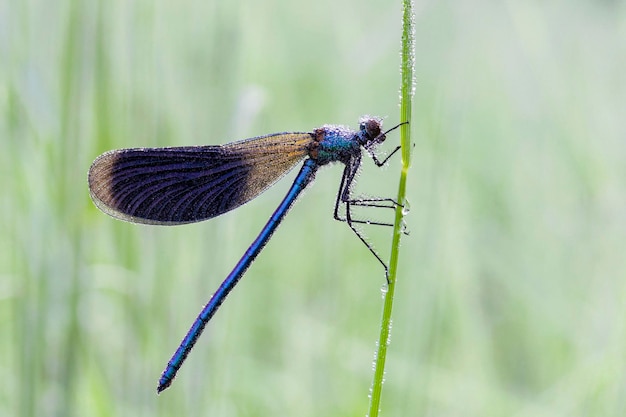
[367,0,414,416]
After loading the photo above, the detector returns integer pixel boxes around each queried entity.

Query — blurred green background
[2,0,625,416]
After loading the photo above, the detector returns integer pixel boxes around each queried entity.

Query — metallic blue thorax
[312,125,363,166]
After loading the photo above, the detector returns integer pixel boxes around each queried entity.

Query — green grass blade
[367,0,414,416]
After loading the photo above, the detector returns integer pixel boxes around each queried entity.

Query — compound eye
[363,118,381,139]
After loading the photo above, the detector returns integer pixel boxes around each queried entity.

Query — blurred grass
[1,0,626,416]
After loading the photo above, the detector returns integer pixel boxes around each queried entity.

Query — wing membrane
[88,133,312,225]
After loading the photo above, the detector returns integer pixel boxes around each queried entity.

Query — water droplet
[386,321,393,346]
[401,198,411,215]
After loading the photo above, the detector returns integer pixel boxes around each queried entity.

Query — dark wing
[88,133,312,225]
